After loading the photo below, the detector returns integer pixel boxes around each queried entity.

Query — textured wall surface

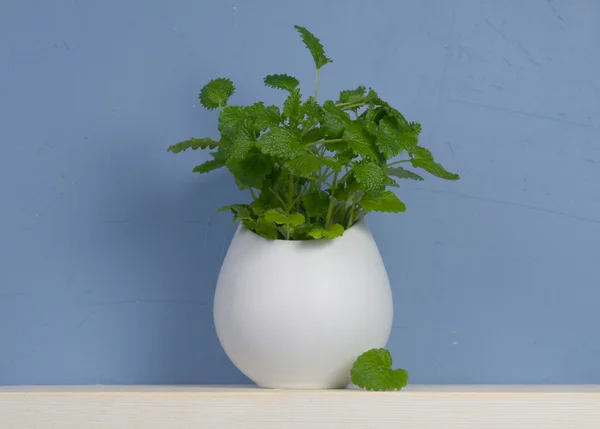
[0,0,599,385]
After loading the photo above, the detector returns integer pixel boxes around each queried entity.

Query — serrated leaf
[302,192,330,217]
[217,204,253,222]
[243,217,279,240]
[408,146,459,180]
[301,97,324,121]
[337,85,366,105]
[386,166,424,181]
[351,348,408,391]
[199,78,235,110]
[321,101,351,139]
[167,137,220,153]
[228,122,256,160]
[246,102,281,132]
[377,117,411,159]
[343,123,381,161]
[263,209,305,226]
[409,146,434,161]
[283,89,302,126]
[264,74,300,92]
[259,128,308,160]
[353,161,387,194]
[307,223,345,239]
[285,154,342,178]
[411,158,460,180]
[193,159,223,174]
[294,25,332,70]
[226,153,272,189]
[334,176,362,201]
[250,190,280,215]
[192,147,227,174]
[302,127,325,143]
[359,190,406,213]
[218,106,246,140]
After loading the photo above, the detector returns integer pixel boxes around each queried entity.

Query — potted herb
[168,26,458,390]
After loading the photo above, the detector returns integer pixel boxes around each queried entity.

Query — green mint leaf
[199,78,235,110]
[217,204,253,222]
[294,25,332,70]
[344,123,382,162]
[337,85,366,105]
[264,74,300,92]
[218,106,246,140]
[353,161,387,194]
[250,190,279,216]
[246,102,281,132]
[376,117,412,159]
[334,176,363,201]
[301,97,324,122]
[227,122,256,160]
[411,158,460,180]
[302,192,330,218]
[409,122,422,135]
[285,154,342,178]
[386,166,424,181]
[259,128,308,160]
[307,223,345,239]
[321,101,351,139]
[167,137,220,153]
[243,217,279,240]
[409,146,434,160]
[359,190,406,213]
[226,153,272,189]
[351,348,409,391]
[283,89,303,126]
[409,146,459,180]
[263,209,306,227]
[192,158,224,174]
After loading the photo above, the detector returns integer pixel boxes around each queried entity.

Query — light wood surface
[1,385,599,428]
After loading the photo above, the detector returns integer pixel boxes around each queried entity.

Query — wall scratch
[448,98,591,128]
[412,188,600,227]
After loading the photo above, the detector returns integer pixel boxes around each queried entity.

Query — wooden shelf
[1,385,599,428]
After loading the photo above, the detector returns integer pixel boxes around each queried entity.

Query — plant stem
[249,188,258,201]
[335,101,366,110]
[313,69,319,100]
[387,159,412,167]
[325,171,339,229]
[287,174,294,212]
[347,204,358,229]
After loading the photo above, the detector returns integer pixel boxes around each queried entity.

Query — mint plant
[168,25,459,240]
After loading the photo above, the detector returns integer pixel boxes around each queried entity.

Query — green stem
[313,69,319,100]
[347,204,358,229]
[271,190,286,207]
[287,174,294,212]
[335,101,367,109]
[387,159,412,167]
[325,172,339,229]
[249,188,258,201]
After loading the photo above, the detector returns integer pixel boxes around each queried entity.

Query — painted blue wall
[1,0,599,385]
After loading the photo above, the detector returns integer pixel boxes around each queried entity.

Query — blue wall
[1,0,599,385]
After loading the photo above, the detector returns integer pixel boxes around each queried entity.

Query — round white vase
[213,220,393,389]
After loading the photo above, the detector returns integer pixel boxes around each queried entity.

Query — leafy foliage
[168,25,459,240]
[351,348,409,391]
[264,74,300,92]
[199,78,235,110]
[294,25,332,70]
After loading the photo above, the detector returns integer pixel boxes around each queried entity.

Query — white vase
[213,220,393,389]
